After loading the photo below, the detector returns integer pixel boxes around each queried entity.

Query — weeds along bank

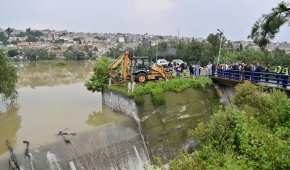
[107,77,213,106]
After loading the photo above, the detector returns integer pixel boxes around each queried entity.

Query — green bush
[130,77,213,106]
[151,87,165,106]
[0,51,17,99]
[106,77,213,106]
[170,83,290,170]
[86,57,111,92]
[133,95,145,105]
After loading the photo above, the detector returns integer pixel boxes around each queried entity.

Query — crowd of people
[216,63,289,88]
[165,61,289,88]
[166,62,214,77]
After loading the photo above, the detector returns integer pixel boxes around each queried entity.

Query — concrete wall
[103,91,140,123]
[214,84,235,106]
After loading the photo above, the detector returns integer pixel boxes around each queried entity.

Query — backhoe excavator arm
[109,51,131,80]
[110,55,124,70]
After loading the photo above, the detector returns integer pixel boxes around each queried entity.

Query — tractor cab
[132,56,151,73]
[131,56,151,82]
[130,56,172,83]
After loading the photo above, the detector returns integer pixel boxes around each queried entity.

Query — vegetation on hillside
[130,77,212,105]
[0,51,17,100]
[0,32,8,45]
[169,82,290,170]
[64,46,96,60]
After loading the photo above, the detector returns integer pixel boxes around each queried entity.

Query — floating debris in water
[179,105,187,113]
[177,114,190,120]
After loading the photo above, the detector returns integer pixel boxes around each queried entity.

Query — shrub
[86,57,111,92]
[151,87,165,106]
[0,51,17,100]
[103,77,213,106]
[130,77,213,106]
[170,82,290,170]
[133,95,145,105]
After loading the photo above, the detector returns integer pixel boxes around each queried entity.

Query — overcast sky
[0,0,289,41]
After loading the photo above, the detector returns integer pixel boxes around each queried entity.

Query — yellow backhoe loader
[109,51,172,83]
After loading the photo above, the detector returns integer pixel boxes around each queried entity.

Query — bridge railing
[214,69,290,88]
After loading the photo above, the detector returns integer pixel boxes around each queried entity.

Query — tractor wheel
[136,73,146,83]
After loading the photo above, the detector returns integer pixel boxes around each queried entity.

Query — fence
[214,69,290,88]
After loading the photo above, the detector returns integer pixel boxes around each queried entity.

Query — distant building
[232,41,259,50]
[267,42,290,54]
[118,37,125,43]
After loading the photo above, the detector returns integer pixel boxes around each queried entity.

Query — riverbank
[103,77,219,164]
[168,82,290,169]
[107,77,213,106]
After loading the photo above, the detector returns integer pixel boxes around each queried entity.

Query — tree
[54,39,65,44]
[0,51,17,99]
[207,33,228,61]
[250,1,290,50]
[26,35,38,42]
[22,48,55,60]
[7,49,19,58]
[64,49,88,60]
[85,57,111,92]
[0,32,8,44]
[5,28,13,37]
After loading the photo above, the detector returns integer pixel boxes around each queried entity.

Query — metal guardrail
[214,69,290,88]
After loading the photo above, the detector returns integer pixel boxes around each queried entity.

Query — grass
[107,77,213,106]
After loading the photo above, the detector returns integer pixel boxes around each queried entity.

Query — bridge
[211,69,290,105]
[212,69,290,94]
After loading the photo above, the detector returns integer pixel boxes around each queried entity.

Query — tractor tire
[136,73,146,83]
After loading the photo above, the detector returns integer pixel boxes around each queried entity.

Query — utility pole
[217,29,224,65]
[155,45,158,63]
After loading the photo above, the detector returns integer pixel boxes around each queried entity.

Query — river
[0,60,216,170]
[0,61,148,170]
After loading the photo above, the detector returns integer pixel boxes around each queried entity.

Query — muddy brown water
[0,61,148,170]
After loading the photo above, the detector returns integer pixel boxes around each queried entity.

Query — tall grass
[131,77,213,106]
[107,77,213,106]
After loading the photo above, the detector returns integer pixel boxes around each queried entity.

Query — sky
[0,0,289,42]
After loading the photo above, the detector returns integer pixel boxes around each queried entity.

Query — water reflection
[16,61,94,88]
[0,105,21,155]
